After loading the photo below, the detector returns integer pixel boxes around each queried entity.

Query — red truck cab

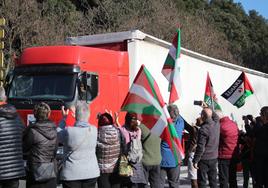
[6,45,129,126]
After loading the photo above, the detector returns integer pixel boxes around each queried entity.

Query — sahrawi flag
[204,72,222,110]
[161,29,182,104]
[221,72,254,108]
[121,65,184,163]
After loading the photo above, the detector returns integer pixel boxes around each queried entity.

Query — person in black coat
[0,86,25,188]
[251,107,268,188]
[23,102,57,188]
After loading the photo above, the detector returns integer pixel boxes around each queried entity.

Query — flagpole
[210,87,214,111]
[168,28,181,104]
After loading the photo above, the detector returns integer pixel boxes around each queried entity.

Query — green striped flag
[221,72,254,108]
[204,72,221,110]
[121,65,184,163]
[161,29,181,104]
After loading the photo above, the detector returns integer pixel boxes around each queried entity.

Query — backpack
[127,133,143,164]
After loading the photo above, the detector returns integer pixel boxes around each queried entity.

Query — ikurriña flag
[204,72,222,110]
[221,72,254,108]
[121,65,184,163]
[161,29,182,104]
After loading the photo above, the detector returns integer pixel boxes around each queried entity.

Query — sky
[234,0,268,19]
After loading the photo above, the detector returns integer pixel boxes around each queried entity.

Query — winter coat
[120,126,141,144]
[23,120,57,163]
[139,124,161,166]
[252,123,268,158]
[96,124,121,173]
[57,121,100,181]
[186,125,199,156]
[218,117,239,159]
[161,115,185,168]
[193,112,220,164]
[0,104,25,180]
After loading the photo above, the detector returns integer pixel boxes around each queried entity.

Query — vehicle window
[9,74,76,100]
[78,73,98,101]
[9,75,33,97]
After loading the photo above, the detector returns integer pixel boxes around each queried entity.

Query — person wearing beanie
[96,113,121,188]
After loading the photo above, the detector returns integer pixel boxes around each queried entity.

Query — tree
[0,0,267,73]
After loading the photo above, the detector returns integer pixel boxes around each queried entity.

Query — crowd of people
[0,85,268,188]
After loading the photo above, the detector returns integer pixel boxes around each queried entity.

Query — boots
[191,179,198,188]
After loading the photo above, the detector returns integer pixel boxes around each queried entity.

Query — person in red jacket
[216,110,239,188]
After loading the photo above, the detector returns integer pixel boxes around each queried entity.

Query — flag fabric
[221,72,254,108]
[121,65,184,163]
[204,72,222,110]
[161,29,181,104]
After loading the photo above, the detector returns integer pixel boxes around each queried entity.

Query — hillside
[0,0,267,72]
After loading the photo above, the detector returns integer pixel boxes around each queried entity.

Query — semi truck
[5,30,268,128]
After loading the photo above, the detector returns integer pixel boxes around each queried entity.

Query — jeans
[160,165,180,188]
[143,164,161,188]
[0,179,19,188]
[218,158,238,188]
[254,157,268,188]
[62,178,97,188]
[97,173,121,188]
[120,177,145,188]
[218,159,229,188]
[242,159,253,188]
[197,159,217,188]
[26,177,57,188]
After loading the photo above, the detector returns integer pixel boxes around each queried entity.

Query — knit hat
[98,112,113,126]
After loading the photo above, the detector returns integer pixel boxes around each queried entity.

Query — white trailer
[66,30,268,128]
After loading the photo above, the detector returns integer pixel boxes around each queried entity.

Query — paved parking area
[19,166,252,188]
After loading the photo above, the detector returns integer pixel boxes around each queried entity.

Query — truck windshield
[8,74,76,101]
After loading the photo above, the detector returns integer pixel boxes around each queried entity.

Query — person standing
[0,86,25,188]
[216,110,239,188]
[160,104,185,188]
[96,112,121,188]
[139,123,162,188]
[57,101,100,188]
[120,112,146,188]
[193,107,220,188]
[251,106,268,187]
[184,117,202,188]
[23,102,57,188]
[239,130,254,188]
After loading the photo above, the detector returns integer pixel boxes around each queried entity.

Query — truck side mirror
[78,72,98,102]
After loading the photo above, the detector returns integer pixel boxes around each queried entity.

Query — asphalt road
[19,166,251,188]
